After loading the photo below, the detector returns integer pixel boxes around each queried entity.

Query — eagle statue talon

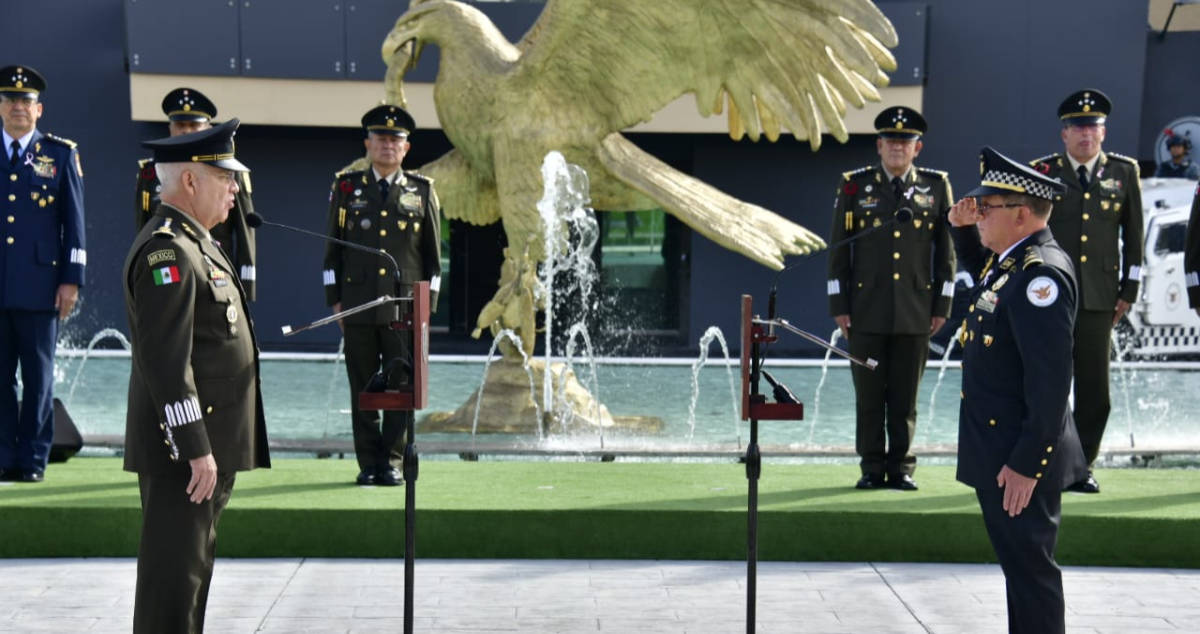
[471,248,540,359]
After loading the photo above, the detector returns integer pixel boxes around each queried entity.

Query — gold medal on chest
[991,273,1009,291]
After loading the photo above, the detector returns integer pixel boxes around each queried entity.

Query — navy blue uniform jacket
[1,130,85,309]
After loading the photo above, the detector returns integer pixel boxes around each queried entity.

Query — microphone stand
[255,214,424,633]
[743,208,906,631]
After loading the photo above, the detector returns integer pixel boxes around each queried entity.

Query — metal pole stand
[739,295,804,633]
[357,281,430,634]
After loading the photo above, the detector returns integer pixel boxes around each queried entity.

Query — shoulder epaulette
[334,168,360,179]
[1022,246,1045,270]
[1029,153,1059,167]
[138,158,153,169]
[915,167,948,180]
[842,165,873,181]
[42,133,77,149]
[152,218,176,239]
[1106,152,1138,165]
[404,170,433,184]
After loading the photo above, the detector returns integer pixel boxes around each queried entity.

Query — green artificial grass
[1,458,1198,567]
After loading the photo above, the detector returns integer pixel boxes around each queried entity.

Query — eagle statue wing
[512,0,898,147]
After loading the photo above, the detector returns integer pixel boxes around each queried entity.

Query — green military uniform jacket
[135,159,258,300]
[1030,151,1143,311]
[1185,184,1200,308]
[323,166,441,323]
[827,164,956,334]
[122,205,270,475]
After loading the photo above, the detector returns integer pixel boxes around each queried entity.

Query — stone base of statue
[419,358,662,434]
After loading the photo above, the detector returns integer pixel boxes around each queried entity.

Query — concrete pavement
[1,558,1197,632]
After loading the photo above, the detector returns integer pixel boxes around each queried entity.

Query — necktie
[379,177,390,199]
[9,140,19,168]
[891,175,903,200]
[1077,165,1089,191]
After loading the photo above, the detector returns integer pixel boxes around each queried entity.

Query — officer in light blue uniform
[0,65,85,483]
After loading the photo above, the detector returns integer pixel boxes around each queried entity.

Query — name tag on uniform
[975,290,999,313]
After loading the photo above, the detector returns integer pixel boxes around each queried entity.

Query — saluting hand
[948,197,979,228]
[187,454,218,504]
[996,465,1037,517]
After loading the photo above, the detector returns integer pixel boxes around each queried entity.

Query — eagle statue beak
[382,30,421,109]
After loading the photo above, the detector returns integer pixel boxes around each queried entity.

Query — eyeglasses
[976,203,1024,215]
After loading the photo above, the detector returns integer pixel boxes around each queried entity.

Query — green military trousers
[848,331,929,477]
[134,471,236,634]
[1073,309,1114,466]
[343,324,413,472]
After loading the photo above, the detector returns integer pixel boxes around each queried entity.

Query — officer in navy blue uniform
[0,65,85,483]
[949,147,1087,634]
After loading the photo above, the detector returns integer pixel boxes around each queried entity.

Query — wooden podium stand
[357,280,429,634]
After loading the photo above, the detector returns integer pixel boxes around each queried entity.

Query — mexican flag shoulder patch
[153,265,181,286]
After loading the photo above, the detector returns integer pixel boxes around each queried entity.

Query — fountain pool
[54,353,1198,455]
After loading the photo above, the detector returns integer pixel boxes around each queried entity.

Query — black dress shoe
[1066,472,1100,494]
[355,469,376,486]
[888,474,918,491]
[20,470,44,483]
[855,473,885,489]
[376,466,403,487]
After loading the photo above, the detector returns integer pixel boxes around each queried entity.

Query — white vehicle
[1121,177,1200,358]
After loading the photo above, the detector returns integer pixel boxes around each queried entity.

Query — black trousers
[975,483,1066,634]
[135,471,236,634]
[1073,309,1113,466]
[343,324,412,472]
[848,331,928,477]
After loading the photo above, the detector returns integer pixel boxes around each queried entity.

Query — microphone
[761,370,800,405]
[773,207,914,281]
[246,213,402,283]
[824,207,913,252]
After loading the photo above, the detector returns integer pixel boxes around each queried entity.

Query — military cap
[1166,134,1191,150]
[362,104,415,136]
[0,65,46,97]
[161,87,217,122]
[1058,89,1110,125]
[142,118,249,172]
[966,146,1066,202]
[874,106,926,139]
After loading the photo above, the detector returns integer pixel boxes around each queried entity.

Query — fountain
[64,328,131,409]
[687,326,742,447]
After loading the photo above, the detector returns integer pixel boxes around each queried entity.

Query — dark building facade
[1,0,1192,355]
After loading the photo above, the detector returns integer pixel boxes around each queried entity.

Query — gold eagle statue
[382,0,898,356]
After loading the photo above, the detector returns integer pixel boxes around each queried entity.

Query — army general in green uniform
[123,120,270,633]
[324,105,441,486]
[134,88,258,300]
[1030,89,1143,494]
[827,107,956,490]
